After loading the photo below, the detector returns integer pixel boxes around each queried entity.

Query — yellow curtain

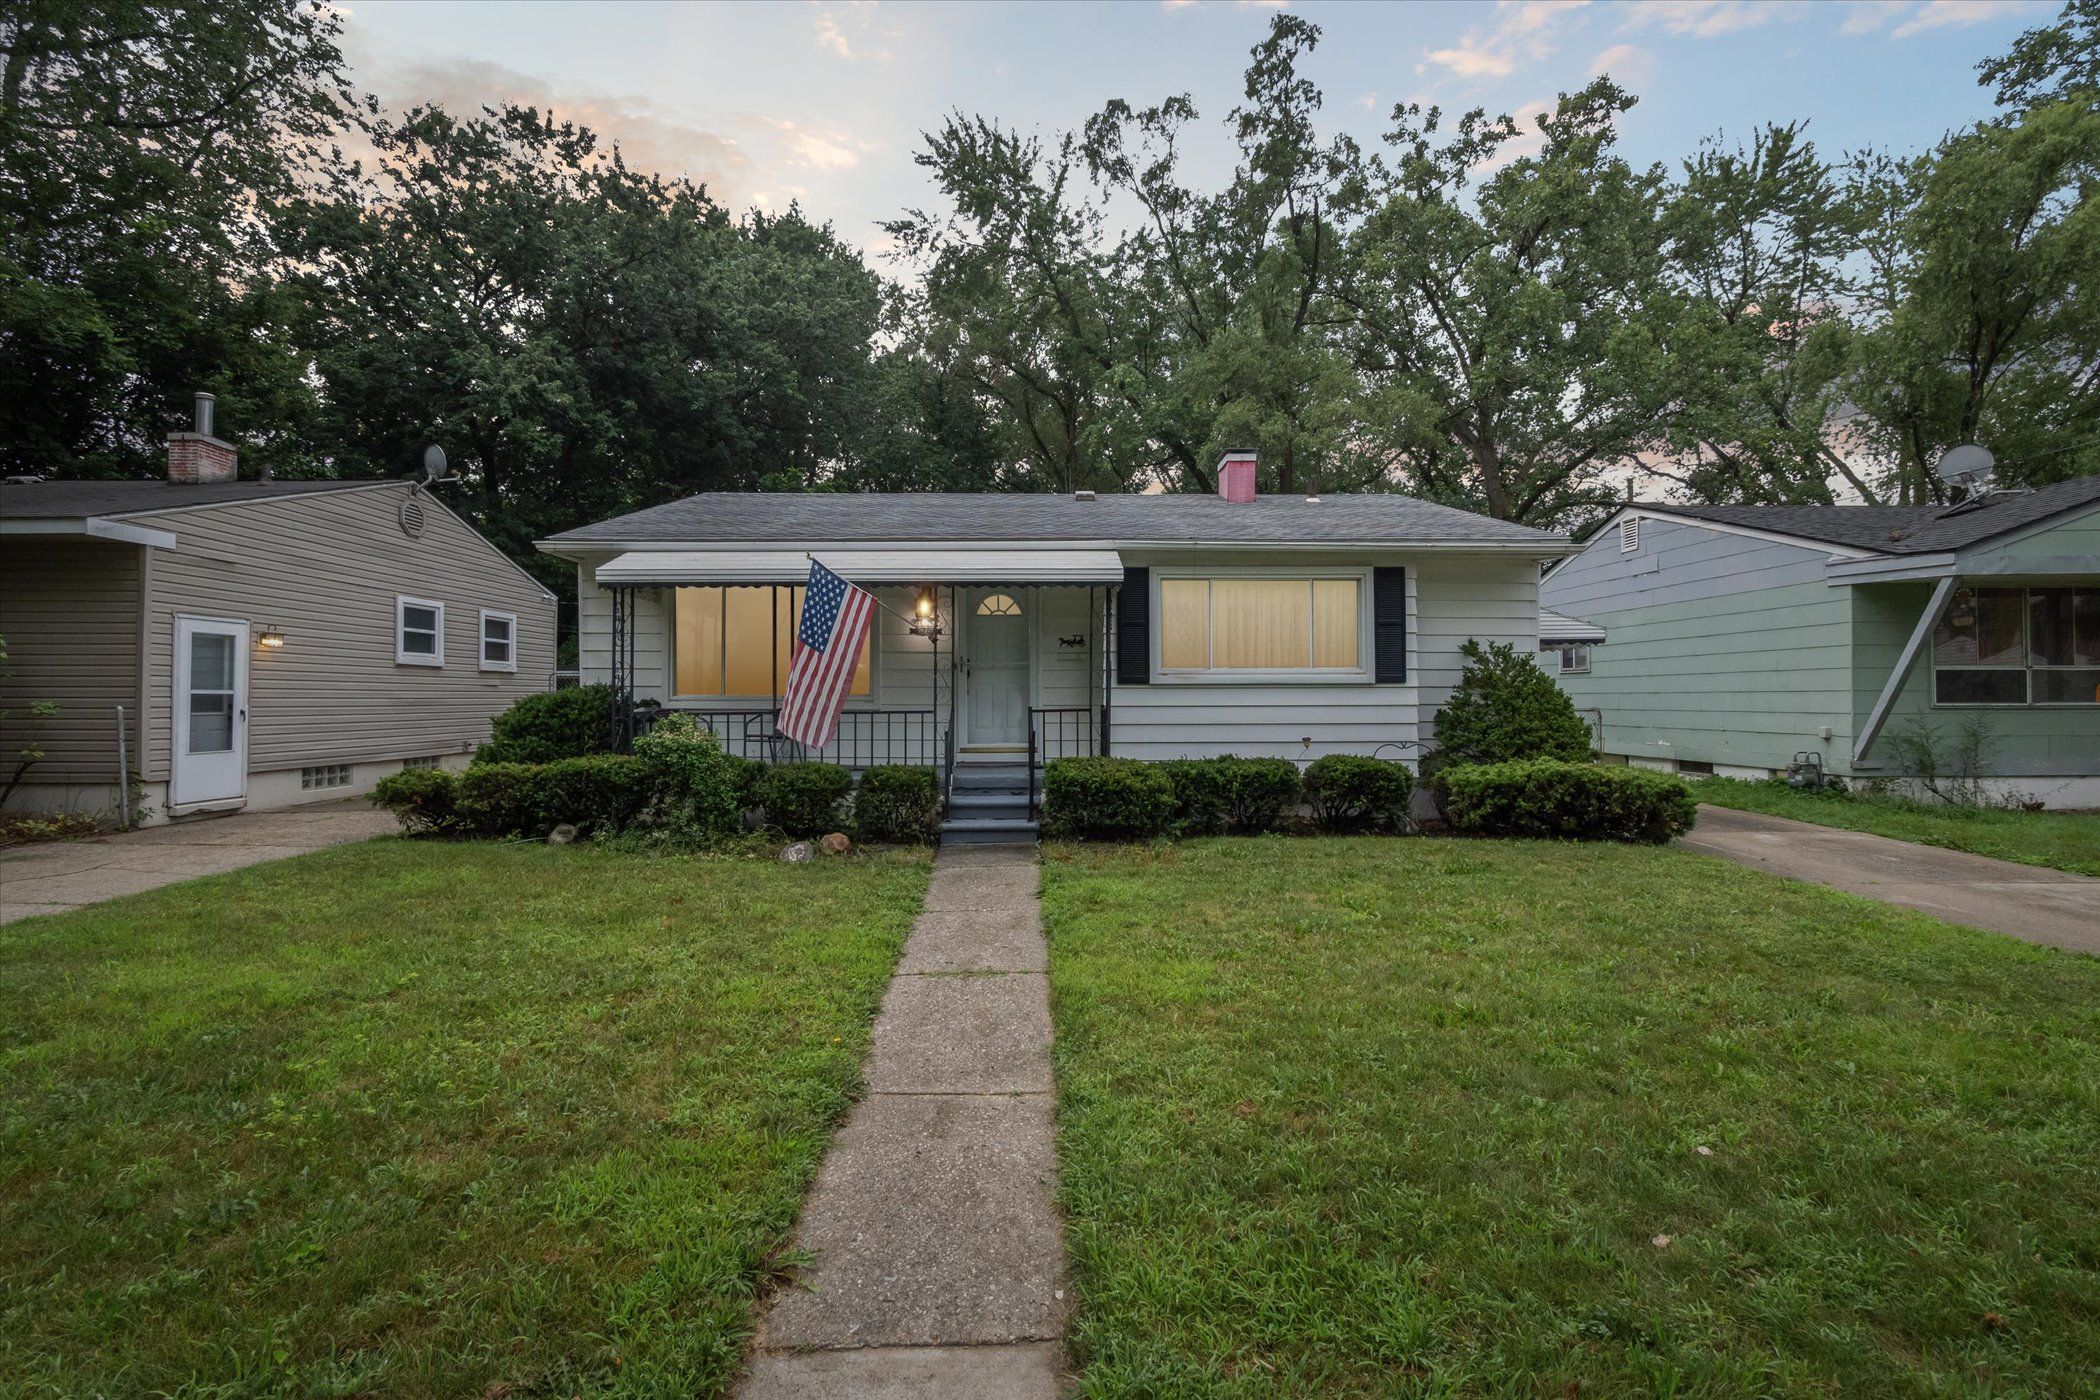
[1212,579,1312,668]
[1312,578,1359,668]
[673,587,723,695]
[1160,578,1210,669]
[674,584,872,697]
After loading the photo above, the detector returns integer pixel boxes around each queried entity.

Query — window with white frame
[480,610,517,672]
[671,585,871,699]
[1545,641,1590,674]
[396,596,444,666]
[1157,573,1364,676]
[1933,585,2100,705]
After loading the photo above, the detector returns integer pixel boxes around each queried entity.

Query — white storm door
[964,590,1030,746]
[173,617,248,806]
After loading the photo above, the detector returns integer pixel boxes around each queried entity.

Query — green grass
[1690,776,2100,878]
[0,838,930,1398]
[1044,837,2100,1395]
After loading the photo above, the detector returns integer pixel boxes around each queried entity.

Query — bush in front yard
[855,766,941,844]
[477,685,615,764]
[1432,640,1592,767]
[370,767,459,835]
[532,755,653,833]
[1440,759,1696,844]
[1043,757,1174,840]
[632,713,745,843]
[760,762,855,837]
[1161,756,1304,835]
[454,763,543,837]
[1304,754,1416,833]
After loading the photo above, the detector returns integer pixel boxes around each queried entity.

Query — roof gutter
[537,535,1576,559]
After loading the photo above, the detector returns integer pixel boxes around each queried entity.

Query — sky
[338,0,2048,261]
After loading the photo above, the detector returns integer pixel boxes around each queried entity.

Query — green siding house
[1540,476,2100,808]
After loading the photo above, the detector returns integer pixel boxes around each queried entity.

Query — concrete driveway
[0,801,396,925]
[1681,805,2100,955]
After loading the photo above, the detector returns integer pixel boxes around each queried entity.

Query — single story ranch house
[538,453,1576,840]
[1542,473,2100,807]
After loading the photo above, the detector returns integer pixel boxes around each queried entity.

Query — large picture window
[672,586,871,699]
[1158,574,1362,674]
[1933,585,2100,705]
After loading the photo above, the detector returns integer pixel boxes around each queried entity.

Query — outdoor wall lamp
[257,626,287,650]
[908,586,943,640]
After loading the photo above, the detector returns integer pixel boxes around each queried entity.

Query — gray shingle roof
[0,478,397,519]
[541,491,1566,549]
[1639,474,2100,555]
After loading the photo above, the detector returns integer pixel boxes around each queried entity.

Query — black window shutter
[1116,566,1150,685]
[1373,566,1407,683]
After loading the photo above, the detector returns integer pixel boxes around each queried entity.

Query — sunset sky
[339,0,2044,257]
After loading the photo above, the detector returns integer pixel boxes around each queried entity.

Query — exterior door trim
[960,587,1033,749]
[171,613,250,809]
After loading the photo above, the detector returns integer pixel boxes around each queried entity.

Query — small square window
[397,596,444,667]
[1556,643,1590,674]
[480,610,518,672]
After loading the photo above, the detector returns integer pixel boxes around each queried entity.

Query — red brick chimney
[1217,450,1256,504]
[167,392,236,483]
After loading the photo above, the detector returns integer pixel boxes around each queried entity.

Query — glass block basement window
[300,764,352,791]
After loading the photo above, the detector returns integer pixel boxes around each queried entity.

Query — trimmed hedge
[856,765,942,844]
[477,685,616,764]
[369,767,459,835]
[1304,754,1416,833]
[1043,757,1175,840]
[760,762,855,837]
[1440,760,1696,844]
[374,755,650,838]
[1160,756,1303,835]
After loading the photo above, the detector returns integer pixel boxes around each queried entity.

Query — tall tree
[1341,81,1672,523]
[1650,123,1871,504]
[0,0,350,476]
[282,103,887,584]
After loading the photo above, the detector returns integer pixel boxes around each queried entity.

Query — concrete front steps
[942,760,1038,846]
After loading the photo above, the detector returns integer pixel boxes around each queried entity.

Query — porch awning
[593,548,1125,587]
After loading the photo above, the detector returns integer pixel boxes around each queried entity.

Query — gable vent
[1619,516,1640,553]
[399,496,427,539]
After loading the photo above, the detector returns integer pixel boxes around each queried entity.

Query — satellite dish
[1935,444,1994,485]
[421,444,449,483]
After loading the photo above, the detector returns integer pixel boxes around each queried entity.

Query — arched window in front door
[976,593,1022,617]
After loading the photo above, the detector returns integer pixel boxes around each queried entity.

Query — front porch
[595,558,1120,836]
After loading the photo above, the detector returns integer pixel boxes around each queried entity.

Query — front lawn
[0,839,930,1398]
[1690,776,2100,877]
[1045,837,2100,1394]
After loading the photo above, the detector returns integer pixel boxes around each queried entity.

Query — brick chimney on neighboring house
[1216,449,1257,503]
[167,392,236,483]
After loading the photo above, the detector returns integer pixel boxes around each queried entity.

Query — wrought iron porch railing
[666,707,941,769]
[1027,706,1097,820]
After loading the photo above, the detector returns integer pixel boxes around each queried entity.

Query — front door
[964,589,1029,747]
[173,616,248,807]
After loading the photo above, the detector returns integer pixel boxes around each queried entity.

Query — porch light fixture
[908,585,943,640]
[257,625,287,650]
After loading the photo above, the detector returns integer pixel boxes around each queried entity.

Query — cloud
[1620,1,1796,38]
[1839,0,2042,39]
[1587,42,1654,80]
[1421,0,1591,81]
[812,2,895,61]
[349,51,755,199]
[770,120,866,172]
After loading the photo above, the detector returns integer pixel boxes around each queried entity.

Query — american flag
[777,559,876,750]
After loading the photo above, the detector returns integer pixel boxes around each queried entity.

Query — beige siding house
[2,419,554,824]
[540,452,1574,841]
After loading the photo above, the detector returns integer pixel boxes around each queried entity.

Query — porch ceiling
[593,548,1125,587]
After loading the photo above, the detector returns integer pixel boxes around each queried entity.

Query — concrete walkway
[0,801,395,925]
[1682,805,2100,955]
[739,843,1066,1399]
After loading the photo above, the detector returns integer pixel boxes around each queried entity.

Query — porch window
[672,585,871,699]
[1932,585,2100,705]
[1158,575,1362,674]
